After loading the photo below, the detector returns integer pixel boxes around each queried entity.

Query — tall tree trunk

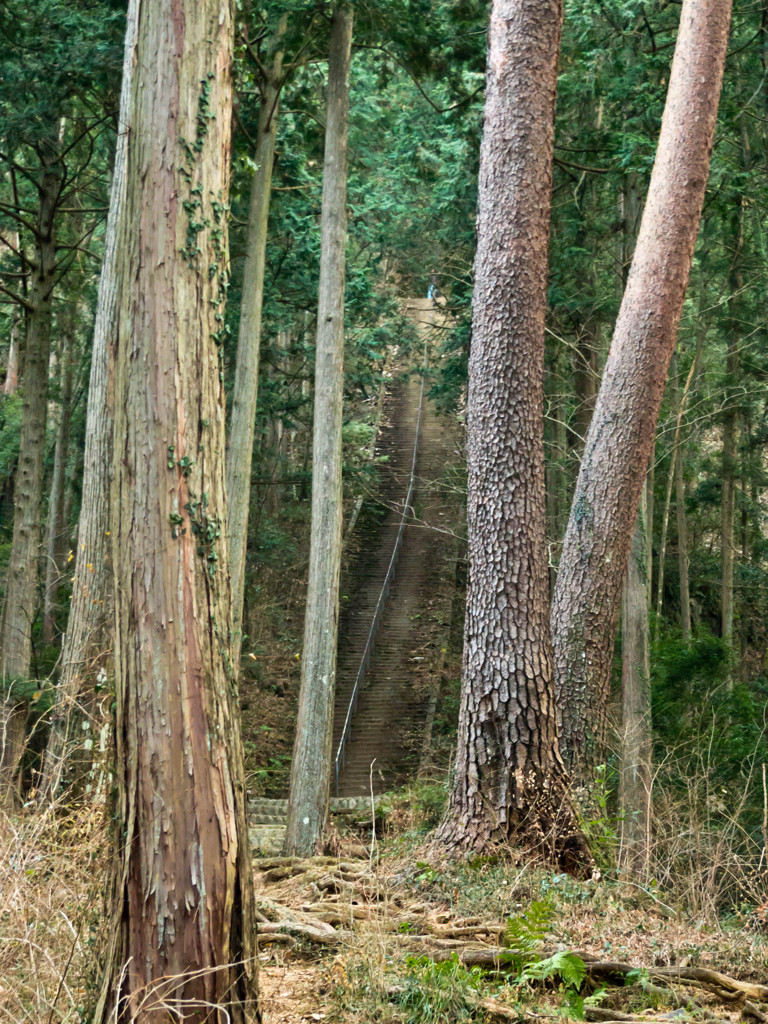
[3,232,23,395]
[721,226,742,650]
[38,3,138,802]
[551,0,731,766]
[284,4,353,858]
[619,493,652,879]
[265,329,289,518]
[42,303,77,644]
[93,1,257,1018]
[0,137,61,801]
[432,0,588,871]
[720,337,737,647]
[226,19,286,670]
[675,427,691,641]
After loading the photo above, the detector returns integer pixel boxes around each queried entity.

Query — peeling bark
[94,1,258,1019]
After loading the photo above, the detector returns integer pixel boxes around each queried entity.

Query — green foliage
[503,899,554,957]
[395,954,484,1023]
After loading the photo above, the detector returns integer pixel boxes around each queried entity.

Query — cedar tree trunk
[93,1,258,1019]
[226,18,286,668]
[39,1,138,801]
[0,138,61,800]
[284,4,353,858]
[552,0,731,765]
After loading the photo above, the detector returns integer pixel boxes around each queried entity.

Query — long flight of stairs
[249,299,455,852]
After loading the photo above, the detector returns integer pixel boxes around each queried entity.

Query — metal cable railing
[334,344,428,795]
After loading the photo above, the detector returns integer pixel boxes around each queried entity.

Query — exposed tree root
[253,853,767,1024]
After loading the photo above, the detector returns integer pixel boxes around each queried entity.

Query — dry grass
[0,801,109,1023]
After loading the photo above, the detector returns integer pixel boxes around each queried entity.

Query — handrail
[334,336,429,795]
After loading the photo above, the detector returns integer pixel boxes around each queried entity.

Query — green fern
[503,899,554,952]
[521,950,587,989]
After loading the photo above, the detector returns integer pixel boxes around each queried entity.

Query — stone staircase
[248,795,376,855]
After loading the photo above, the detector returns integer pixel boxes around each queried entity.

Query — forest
[1,0,768,1020]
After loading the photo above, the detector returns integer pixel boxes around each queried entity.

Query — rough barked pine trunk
[38,1,138,802]
[551,0,732,766]
[432,0,588,871]
[284,3,353,858]
[227,16,286,670]
[93,0,258,1018]
[0,135,61,802]
[619,492,652,879]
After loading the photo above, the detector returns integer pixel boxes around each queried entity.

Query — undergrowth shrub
[0,802,109,1022]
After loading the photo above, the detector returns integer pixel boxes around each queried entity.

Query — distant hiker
[427,270,440,302]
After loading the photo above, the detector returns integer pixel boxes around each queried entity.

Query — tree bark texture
[619,495,652,880]
[432,0,587,872]
[552,0,731,766]
[39,1,138,802]
[284,4,353,858]
[94,1,258,1019]
[0,137,61,800]
[226,19,286,669]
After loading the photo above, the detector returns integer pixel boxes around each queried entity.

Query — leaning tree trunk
[551,0,731,767]
[227,17,286,670]
[284,4,353,858]
[38,2,138,802]
[93,1,257,1019]
[0,140,61,802]
[432,0,588,872]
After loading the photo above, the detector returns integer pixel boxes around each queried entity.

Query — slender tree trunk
[93,1,257,1018]
[0,138,61,801]
[226,20,286,670]
[654,432,675,633]
[3,233,22,395]
[265,329,289,518]
[38,4,138,802]
[620,492,652,880]
[721,338,737,646]
[431,0,588,872]
[721,222,742,649]
[42,305,77,644]
[551,0,731,766]
[676,426,691,641]
[284,4,353,858]
[571,333,598,449]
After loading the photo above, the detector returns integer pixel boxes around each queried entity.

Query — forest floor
[2,795,767,1023]
[251,820,768,1024]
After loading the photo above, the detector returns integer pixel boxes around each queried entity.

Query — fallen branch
[258,921,342,946]
[424,946,768,1007]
